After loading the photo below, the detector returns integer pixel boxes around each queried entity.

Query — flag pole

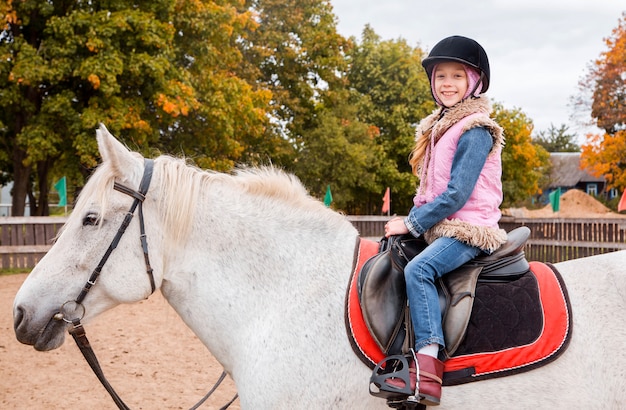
[382,187,391,216]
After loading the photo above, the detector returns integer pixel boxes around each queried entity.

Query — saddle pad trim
[345,238,385,367]
[443,261,571,382]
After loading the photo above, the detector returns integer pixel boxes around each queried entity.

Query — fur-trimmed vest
[415,97,507,252]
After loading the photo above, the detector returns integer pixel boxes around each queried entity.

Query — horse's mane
[71,154,327,245]
[156,156,325,243]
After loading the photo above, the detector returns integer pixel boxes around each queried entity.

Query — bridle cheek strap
[67,158,155,410]
[74,159,155,305]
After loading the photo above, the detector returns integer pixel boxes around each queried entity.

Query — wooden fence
[498,216,626,263]
[0,217,67,269]
[348,215,626,263]
[2,215,626,269]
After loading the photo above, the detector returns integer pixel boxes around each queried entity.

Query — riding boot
[383,353,444,405]
[415,353,444,406]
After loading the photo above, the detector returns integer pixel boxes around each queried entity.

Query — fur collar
[416,97,504,152]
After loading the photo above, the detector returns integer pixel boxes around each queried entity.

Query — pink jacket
[414,97,508,252]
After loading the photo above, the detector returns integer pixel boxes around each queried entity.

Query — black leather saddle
[357,226,531,359]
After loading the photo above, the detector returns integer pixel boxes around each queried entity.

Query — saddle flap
[440,265,482,357]
[359,250,407,354]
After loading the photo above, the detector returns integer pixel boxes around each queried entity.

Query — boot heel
[414,353,444,406]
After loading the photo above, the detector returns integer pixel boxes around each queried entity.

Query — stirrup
[386,397,423,409]
[369,352,417,400]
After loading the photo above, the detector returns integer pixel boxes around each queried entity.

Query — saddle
[358,226,531,359]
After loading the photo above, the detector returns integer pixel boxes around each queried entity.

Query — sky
[330,0,624,138]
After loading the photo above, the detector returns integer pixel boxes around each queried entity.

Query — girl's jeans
[405,236,482,351]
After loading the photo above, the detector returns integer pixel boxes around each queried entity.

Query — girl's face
[433,62,469,107]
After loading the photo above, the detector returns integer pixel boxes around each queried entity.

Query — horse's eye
[83,213,100,226]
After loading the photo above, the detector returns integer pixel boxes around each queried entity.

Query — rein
[53,159,236,410]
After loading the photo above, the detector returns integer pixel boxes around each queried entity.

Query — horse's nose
[14,304,24,328]
[13,305,32,344]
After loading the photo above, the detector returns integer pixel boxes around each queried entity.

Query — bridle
[53,158,237,410]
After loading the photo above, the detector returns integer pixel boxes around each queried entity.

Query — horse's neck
[159,194,359,367]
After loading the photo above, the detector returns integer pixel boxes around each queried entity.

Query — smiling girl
[382,35,507,406]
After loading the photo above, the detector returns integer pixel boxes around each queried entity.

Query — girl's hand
[384,217,409,238]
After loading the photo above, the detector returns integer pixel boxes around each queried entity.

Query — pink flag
[382,187,390,214]
[618,190,626,212]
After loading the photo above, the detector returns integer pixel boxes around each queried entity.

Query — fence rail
[348,215,626,263]
[2,215,626,269]
[498,216,626,263]
[0,217,67,269]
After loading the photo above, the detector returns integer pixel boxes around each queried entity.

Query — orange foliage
[580,13,626,191]
[366,125,380,139]
[156,81,198,118]
[2,0,18,26]
[87,74,100,90]
[581,130,626,190]
[590,12,626,133]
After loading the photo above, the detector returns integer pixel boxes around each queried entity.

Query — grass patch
[0,268,30,276]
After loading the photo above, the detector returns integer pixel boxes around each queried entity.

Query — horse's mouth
[14,307,68,351]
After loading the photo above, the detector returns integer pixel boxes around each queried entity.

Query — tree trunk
[34,159,51,216]
[11,147,30,217]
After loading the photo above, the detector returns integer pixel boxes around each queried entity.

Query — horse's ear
[96,124,139,177]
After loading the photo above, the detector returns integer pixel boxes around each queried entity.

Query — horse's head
[13,125,165,351]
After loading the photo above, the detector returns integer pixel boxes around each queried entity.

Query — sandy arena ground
[1,273,240,409]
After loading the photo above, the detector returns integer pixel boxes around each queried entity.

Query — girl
[383,35,507,406]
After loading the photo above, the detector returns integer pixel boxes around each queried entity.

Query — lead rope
[70,321,237,409]
[61,159,236,409]
[189,371,238,410]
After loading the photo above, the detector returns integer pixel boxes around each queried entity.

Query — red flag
[618,190,626,212]
[382,187,390,214]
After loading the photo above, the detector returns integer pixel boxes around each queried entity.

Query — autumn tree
[240,0,350,166]
[579,12,626,193]
[588,12,626,134]
[581,131,626,190]
[0,0,269,215]
[1,0,185,215]
[493,103,550,207]
[163,0,272,171]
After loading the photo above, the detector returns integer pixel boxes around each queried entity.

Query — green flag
[54,176,67,207]
[549,187,561,212]
[323,184,333,207]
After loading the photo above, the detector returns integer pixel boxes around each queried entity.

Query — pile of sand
[503,189,625,218]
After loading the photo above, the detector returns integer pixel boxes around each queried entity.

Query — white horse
[13,125,626,409]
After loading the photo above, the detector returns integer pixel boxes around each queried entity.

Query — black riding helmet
[422,35,490,94]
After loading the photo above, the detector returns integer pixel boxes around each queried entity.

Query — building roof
[549,152,605,188]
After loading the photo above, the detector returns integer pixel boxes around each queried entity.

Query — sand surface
[1,273,239,409]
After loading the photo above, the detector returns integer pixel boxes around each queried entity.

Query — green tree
[534,123,580,152]
[346,26,434,213]
[292,89,384,212]
[240,0,396,213]
[493,103,550,207]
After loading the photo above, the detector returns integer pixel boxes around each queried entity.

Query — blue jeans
[405,236,482,351]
